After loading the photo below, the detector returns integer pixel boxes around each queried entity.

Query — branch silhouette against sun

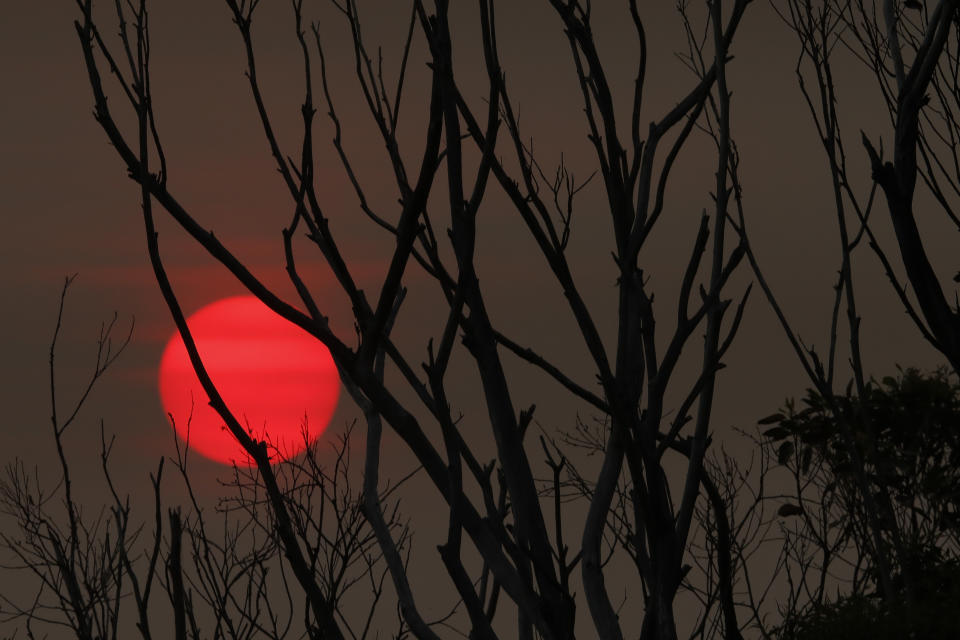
[68,0,763,638]
[1,280,415,640]
[3,0,951,638]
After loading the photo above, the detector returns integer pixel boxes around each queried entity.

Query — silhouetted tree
[762,367,960,639]
[25,1,960,638]
[60,0,754,639]
[772,0,960,374]
[0,278,413,640]
[723,0,960,609]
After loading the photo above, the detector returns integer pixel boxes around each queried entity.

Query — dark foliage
[764,368,960,637]
[775,556,960,640]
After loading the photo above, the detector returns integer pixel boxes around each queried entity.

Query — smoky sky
[1,1,954,636]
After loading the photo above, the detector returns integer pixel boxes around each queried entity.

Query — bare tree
[0,277,133,640]
[1,279,411,640]
[671,6,960,632]
[726,0,960,610]
[60,0,763,638]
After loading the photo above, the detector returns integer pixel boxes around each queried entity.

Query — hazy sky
[1,0,955,636]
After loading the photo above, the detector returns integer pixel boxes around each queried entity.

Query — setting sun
[158,296,339,466]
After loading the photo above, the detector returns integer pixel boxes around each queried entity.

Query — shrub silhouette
[765,368,960,638]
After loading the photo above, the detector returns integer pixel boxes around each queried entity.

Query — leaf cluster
[764,367,960,547]
[774,556,960,640]
[762,367,960,636]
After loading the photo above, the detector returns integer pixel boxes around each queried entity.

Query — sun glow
[158,296,339,466]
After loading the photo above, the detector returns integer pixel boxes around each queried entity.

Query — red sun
[158,296,340,466]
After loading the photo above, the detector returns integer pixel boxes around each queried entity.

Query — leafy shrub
[775,557,960,640]
[764,368,960,638]
[763,367,960,582]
